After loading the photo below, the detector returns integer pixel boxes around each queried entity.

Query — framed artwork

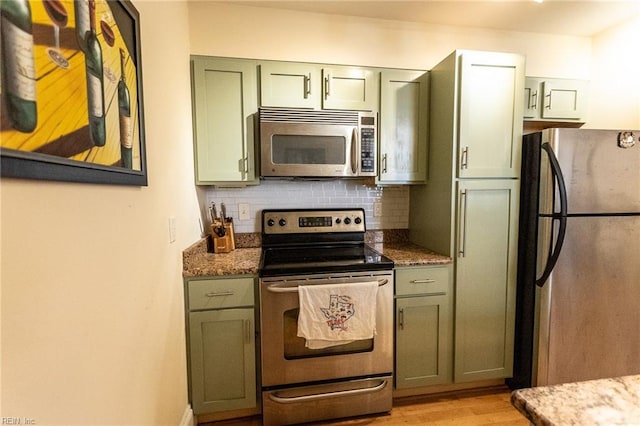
[0,0,147,186]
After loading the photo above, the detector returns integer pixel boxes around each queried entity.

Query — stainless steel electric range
[258,208,394,425]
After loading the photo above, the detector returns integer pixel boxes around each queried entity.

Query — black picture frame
[1,0,147,186]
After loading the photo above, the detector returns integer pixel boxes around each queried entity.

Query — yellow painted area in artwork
[1,0,141,170]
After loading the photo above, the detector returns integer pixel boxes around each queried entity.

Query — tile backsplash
[205,179,409,233]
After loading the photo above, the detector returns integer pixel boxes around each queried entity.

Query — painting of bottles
[0,0,146,185]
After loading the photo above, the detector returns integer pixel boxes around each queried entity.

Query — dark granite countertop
[511,375,640,425]
[182,230,452,278]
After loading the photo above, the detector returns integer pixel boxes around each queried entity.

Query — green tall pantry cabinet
[409,50,524,385]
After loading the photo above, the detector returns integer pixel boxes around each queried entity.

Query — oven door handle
[267,378,388,403]
[265,278,389,293]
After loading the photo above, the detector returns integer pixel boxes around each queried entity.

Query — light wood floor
[202,386,529,425]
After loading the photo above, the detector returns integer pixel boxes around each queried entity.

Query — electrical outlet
[169,217,176,243]
[238,203,250,221]
[374,202,382,217]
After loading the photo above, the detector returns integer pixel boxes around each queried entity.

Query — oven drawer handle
[268,379,388,404]
[205,290,234,297]
[266,278,389,293]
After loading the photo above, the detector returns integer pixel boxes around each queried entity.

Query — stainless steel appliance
[258,208,394,425]
[259,108,377,178]
[509,128,640,389]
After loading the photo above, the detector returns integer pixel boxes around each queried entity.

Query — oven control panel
[262,209,366,234]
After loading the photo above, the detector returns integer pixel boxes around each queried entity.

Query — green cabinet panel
[185,276,258,416]
[454,179,519,383]
[322,66,379,111]
[524,77,588,122]
[378,70,429,184]
[260,62,321,109]
[258,62,378,111]
[189,308,256,414]
[458,51,524,179]
[395,265,453,389]
[191,56,258,185]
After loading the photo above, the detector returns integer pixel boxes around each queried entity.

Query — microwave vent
[259,108,359,125]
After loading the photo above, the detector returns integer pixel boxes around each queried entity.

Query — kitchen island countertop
[511,375,640,425]
[183,232,452,277]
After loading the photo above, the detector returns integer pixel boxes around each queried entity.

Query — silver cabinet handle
[545,92,552,109]
[530,90,538,110]
[304,73,311,98]
[324,74,330,99]
[381,153,388,174]
[268,379,387,403]
[266,278,389,293]
[461,147,469,170]
[398,308,404,330]
[205,290,234,297]
[245,319,251,343]
[410,279,436,284]
[458,189,467,257]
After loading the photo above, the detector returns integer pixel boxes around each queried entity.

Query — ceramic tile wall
[205,179,409,233]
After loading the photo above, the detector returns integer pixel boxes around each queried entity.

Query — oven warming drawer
[262,375,393,425]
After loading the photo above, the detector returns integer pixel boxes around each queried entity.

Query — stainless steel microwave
[259,108,377,178]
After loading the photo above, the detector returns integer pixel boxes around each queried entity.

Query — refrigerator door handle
[536,143,568,287]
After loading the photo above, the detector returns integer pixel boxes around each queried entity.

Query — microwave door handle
[351,127,358,175]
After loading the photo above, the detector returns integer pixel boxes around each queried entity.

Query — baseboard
[179,404,194,426]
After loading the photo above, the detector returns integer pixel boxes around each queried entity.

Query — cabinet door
[189,308,256,414]
[191,57,258,185]
[523,78,542,119]
[458,51,524,178]
[454,179,518,383]
[322,67,379,111]
[379,70,429,184]
[259,62,321,109]
[396,293,452,388]
[541,79,588,120]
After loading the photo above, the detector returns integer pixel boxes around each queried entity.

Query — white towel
[297,281,378,349]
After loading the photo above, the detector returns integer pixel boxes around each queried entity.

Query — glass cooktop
[259,243,394,277]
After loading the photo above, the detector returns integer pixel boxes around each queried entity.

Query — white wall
[587,15,640,129]
[0,1,201,424]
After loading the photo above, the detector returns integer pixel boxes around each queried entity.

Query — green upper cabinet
[524,77,588,122]
[259,62,321,109]
[378,70,429,184]
[259,62,379,111]
[458,51,524,179]
[454,179,519,383]
[191,56,258,185]
[322,66,379,111]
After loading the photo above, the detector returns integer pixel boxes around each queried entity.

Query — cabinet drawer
[188,277,254,310]
[395,266,450,296]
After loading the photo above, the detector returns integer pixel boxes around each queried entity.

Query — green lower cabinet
[395,265,453,389]
[189,308,256,414]
[185,276,257,416]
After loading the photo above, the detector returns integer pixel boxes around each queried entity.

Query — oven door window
[283,308,373,359]
[272,135,346,165]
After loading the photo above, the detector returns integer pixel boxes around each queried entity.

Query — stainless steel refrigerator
[508,128,640,389]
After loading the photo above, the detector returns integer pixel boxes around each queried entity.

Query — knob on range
[355,217,362,224]
[344,217,351,225]
[279,218,287,226]
[267,218,275,227]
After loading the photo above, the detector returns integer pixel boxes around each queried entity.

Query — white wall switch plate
[169,217,176,243]
[238,203,250,221]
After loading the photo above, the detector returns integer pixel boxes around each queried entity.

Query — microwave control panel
[359,113,377,175]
